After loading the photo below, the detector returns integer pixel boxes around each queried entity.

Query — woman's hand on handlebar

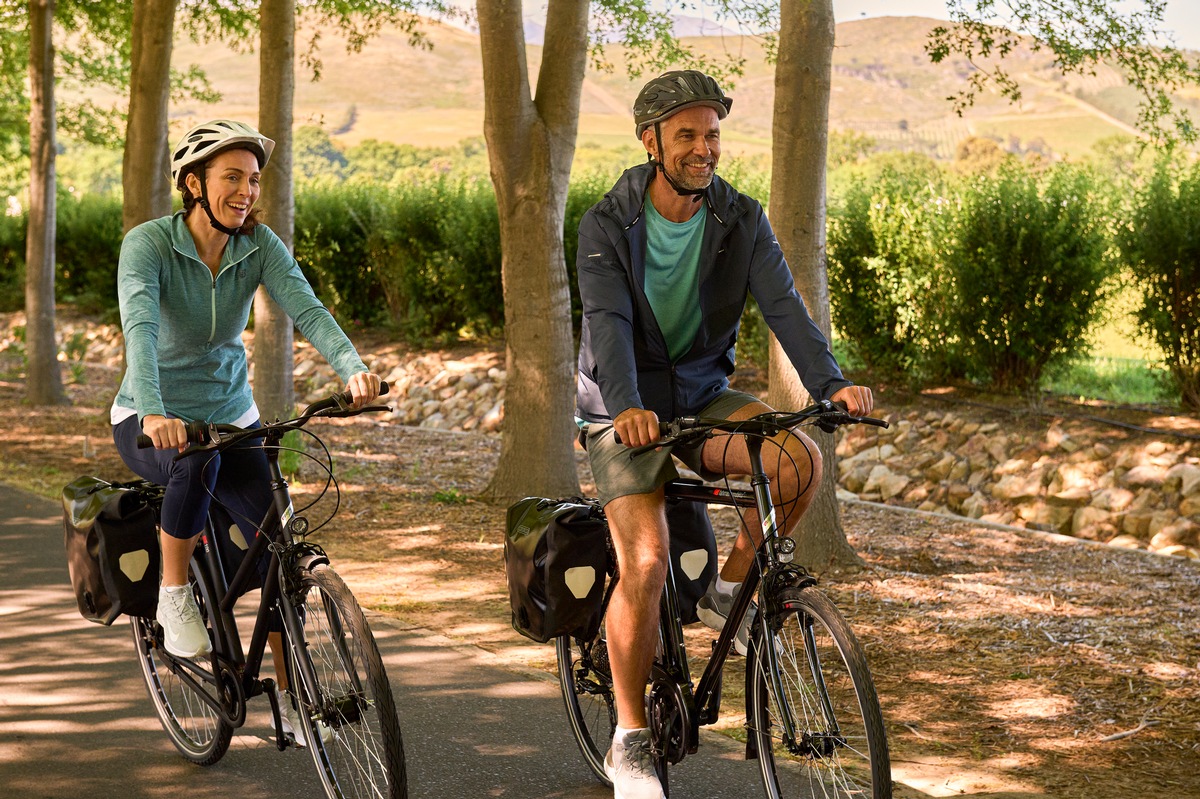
[142,415,188,452]
[613,407,661,448]
[831,384,874,416]
[345,371,383,409]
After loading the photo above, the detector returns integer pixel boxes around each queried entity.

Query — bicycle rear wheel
[288,563,406,799]
[556,629,616,785]
[747,586,891,799]
[130,566,232,765]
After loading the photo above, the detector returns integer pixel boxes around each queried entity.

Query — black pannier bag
[62,477,161,625]
[504,497,609,643]
[665,496,718,625]
[504,493,719,643]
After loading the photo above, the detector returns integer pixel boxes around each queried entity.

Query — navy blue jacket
[575,162,851,424]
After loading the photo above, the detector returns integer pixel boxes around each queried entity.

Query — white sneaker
[604,729,666,799]
[156,584,212,658]
[696,578,755,656]
[277,687,333,749]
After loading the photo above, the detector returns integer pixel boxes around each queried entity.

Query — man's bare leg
[603,489,670,728]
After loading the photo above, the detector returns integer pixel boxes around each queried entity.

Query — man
[574,70,873,799]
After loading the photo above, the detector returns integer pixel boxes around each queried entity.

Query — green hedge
[1117,157,1200,409]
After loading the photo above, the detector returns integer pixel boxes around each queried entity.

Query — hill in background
[170,15,1195,162]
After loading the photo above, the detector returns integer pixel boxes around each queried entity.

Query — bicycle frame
[159,424,325,734]
[650,435,817,758]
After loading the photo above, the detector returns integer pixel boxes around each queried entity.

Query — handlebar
[136,381,391,454]
[622,399,889,459]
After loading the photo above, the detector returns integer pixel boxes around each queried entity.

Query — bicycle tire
[130,565,232,765]
[287,563,407,799]
[747,586,891,799]
[556,629,616,785]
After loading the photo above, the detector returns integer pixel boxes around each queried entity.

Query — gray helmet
[171,119,275,189]
[633,70,732,138]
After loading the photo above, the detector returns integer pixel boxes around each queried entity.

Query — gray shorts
[583,389,761,507]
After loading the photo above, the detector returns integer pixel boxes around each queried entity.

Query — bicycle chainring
[647,678,693,764]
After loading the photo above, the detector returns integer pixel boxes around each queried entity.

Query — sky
[832,1,1200,50]
[447,2,1200,52]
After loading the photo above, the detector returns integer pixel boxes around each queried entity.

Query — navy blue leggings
[113,416,274,540]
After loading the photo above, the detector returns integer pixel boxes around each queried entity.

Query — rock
[459,372,481,390]
[1091,486,1134,512]
[1073,506,1113,535]
[1092,442,1113,459]
[835,487,859,502]
[1150,520,1199,550]
[1017,501,1073,533]
[1165,463,1200,496]
[992,473,1043,501]
[1121,465,1167,489]
[948,459,970,482]
[480,401,504,432]
[924,454,956,482]
[962,492,988,519]
[1048,486,1092,506]
[993,458,1029,478]
[1158,545,1200,559]
[421,412,448,429]
[1181,495,1200,517]
[1121,510,1155,538]
[1147,510,1178,538]
[1107,534,1145,550]
[946,483,974,511]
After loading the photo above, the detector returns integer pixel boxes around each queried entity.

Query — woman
[112,119,381,745]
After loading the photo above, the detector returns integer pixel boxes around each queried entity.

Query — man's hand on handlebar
[613,407,661,448]
[142,415,189,452]
[345,371,383,409]
[831,384,874,417]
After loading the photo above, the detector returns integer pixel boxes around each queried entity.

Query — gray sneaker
[604,729,666,799]
[156,584,212,658]
[696,578,754,656]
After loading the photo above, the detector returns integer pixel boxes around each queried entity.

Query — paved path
[0,483,795,799]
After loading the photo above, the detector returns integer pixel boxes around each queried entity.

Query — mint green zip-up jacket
[114,212,367,425]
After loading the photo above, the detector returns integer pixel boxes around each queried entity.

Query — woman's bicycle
[558,401,892,798]
[129,386,406,799]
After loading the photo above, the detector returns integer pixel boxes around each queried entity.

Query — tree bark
[123,0,176,234]
[767,0,858,569]
[25,0,66,406]
[254,0,296,422]
[477,0,584,503]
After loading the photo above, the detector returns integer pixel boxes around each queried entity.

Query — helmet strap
[652,123,706,204]
[195,165,243,237]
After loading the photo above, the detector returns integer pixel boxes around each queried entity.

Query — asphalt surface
[0,482,800,799]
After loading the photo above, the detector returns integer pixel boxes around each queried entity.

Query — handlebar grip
[135,419,210,449]
[612,420,671,446]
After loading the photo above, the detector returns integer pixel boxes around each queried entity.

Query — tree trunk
[25,0,66,406]
[123,0,176,233]
[477,0,584,503]
[767,0,858,569]
[254,0,296,422]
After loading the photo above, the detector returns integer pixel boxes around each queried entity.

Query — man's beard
[664,158,715,191]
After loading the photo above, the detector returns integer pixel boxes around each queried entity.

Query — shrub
[56,192,124,316]
[1117,158,1200,409]
[826,154,949,382]
[943,162,1111,394]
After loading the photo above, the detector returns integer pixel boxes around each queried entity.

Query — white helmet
[171,119,275,189]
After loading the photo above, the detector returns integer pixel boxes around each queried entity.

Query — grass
[1043,356,1169,406]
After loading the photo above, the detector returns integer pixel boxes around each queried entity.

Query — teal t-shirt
[643,201,705,362]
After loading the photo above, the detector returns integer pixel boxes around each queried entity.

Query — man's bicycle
[129,386,406,799]
[558,401,892,798]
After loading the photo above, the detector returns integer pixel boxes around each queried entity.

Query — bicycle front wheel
[748,586,891,799]
[288,564,406,799]
[556,629,616,785]
[130,566,232,765]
